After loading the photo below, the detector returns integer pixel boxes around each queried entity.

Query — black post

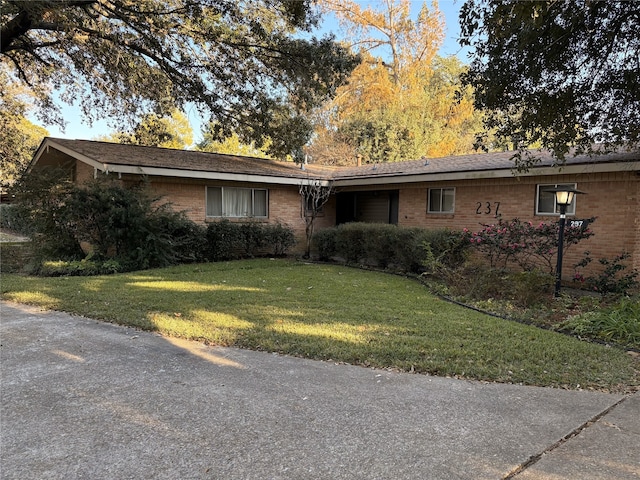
[554,204,567,297]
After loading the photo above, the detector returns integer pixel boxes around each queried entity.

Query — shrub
[205,220,243,261]
[0,204,36,235]
[363,224,400,268]
[34,259,124,277]
[239,222,266,257]
[313,228,336,261]
[264,222,296,256]
[136,209,207,269]
[574,252,639,297]
[466,217,595,273]
[558,296,640,348]
[334,223,368,263]
[205,220,295,261]
[312,224,469,274]
[420,228,469,273]
[393,227,429,273]
[156,213,207,264]
[10,173,208,273]
[8,167,81,261]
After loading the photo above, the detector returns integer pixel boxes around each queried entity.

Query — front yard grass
[2,258,638,392]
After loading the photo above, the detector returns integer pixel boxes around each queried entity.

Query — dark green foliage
[239,222,266,257]
[574,252,639,297]
[264,222,296,256]
[205,220,244,261]
[57,180,204,271]
[205,220,296,261]
[155,213,207,265]
[362,224,399,268]
[313,223,469,274]
[9,167,83,262]
[0,204,35,235]
[420,228,473,276]
[10,173,208,274]
[392,228,432,273]
[333,223,367,263]
[2,1,358,157]
[460,1,640,167]
[313,228,337,261]
[34,259,124,277]
[558,296,640,349]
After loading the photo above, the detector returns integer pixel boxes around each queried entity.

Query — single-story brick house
[29,137,640,277]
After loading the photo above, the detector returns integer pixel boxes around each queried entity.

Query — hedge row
[205,220,295,261]
[313,223,469,273]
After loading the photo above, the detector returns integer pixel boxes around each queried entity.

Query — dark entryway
[336,190,399,225]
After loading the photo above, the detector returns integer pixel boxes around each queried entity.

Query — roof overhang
[30,138,639,188]
[99,163,331,186]
[31,138,331,187]
[332,161,640,186]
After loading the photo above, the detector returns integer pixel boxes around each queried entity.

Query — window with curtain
[428,188,455,213]
[206,187,268,218]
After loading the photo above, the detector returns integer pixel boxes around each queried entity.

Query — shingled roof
[40,138,329,181]
[331,148,640,180]
[34,137,639,186]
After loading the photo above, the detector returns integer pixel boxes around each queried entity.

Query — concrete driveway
[1,301,638,479]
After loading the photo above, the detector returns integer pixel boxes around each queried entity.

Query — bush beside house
[7,175,297,276]
[313,223,469,274]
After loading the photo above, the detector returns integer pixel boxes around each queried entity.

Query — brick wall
[131,176,328,254]
[75,161,95,184]
[77,162,638,275]
[384,171,639,279]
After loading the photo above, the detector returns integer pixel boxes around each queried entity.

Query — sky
[32,0,469,144]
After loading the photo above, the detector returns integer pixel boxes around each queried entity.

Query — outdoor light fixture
[547,186,585,297]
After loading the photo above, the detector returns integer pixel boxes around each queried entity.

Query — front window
[206,187,268,218]
[428,188,455,213]
[536,184,577,215]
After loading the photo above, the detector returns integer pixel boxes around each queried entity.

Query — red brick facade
[128,170,638,277]
[29,138,640,278]
[334,171,639,275]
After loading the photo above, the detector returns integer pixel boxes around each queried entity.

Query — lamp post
[548,187,584,297]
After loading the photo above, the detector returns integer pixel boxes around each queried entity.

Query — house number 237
[476,201,501,217]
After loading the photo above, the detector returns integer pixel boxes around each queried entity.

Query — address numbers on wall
[476,201,501,217]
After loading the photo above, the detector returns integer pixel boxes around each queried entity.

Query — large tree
[99,110,194,149]
[1,0,358,158]
[308,0,483,165]
[197,124,272,158]
[460,0,640,168]
[0,71,48,189]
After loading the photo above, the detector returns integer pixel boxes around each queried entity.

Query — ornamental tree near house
[299,179,333,258]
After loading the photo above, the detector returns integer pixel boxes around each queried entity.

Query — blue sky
[35,0,468,143]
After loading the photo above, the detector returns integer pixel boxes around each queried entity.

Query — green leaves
[1,0,358,157]
[460,0,640,166]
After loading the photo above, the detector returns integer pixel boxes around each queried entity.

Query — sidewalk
[1,301,638,479]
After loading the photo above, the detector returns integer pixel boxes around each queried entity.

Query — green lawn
[2,258,638,392]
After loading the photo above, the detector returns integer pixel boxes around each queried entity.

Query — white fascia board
[27,138,101,174]
[44,139,105,170]
[39,139,329,186]
[104,164,331,186]
[333,161,640,187]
